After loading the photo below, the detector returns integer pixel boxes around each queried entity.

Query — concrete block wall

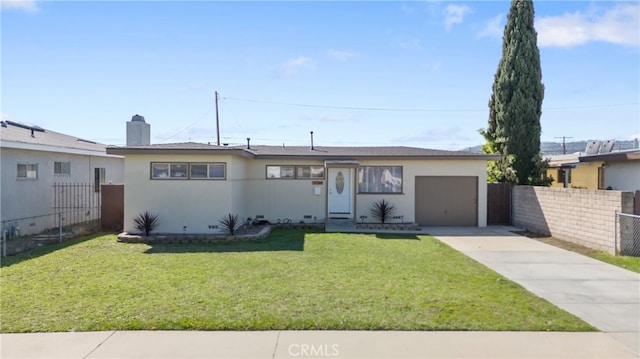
[513,186,635,254]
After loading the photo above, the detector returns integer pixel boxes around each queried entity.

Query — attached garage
[415,176,478,226]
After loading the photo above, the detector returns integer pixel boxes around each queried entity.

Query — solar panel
[599,140,615,153]
[584,140,601,155]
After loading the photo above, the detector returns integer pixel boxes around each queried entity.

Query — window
[152,163,170,178]
[598,166,605,190]
[557,169,565,184]
[296,166,325,179]
[54,161,71,175]
[94,167,106,192]
[17,163,38,179]
[266,165,295,179]
[151,162,226,180]
[170,163,188,178]
[190,163,226,179]
[358,166,402,193]
[266,165,325,179]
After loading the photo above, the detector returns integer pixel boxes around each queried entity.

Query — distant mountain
[462,140,639,155]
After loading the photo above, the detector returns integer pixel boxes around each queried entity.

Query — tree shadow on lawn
[0,233,106,268]
[144,229,306,254]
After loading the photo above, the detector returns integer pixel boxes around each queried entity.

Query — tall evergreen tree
[481,0,549,185]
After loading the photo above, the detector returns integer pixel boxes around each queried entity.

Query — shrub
[219,213,241,235]
[133,211,159,236]
[370,199,396,224]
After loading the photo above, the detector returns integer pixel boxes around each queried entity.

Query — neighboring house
[546,153,604,189]
[0,120,124,236]
[107,136,498,234]
[579,149,640,191]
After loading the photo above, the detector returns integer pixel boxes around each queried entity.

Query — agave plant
[133,211,159,236]
[219,213,241,235]
[370,199,396,224]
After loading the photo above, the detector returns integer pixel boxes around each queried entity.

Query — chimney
[310,131,314,150]
[126,114,151,146]
[246,138,251,150]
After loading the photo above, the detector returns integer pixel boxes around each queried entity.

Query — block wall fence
[512,186,635,254]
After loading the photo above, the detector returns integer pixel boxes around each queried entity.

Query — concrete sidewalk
[1,330,638,359]
[429,226,640,355]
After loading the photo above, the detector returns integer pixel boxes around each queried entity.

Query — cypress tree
[481,0,549,185]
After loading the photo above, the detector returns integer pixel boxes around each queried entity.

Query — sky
[1,0,639,150]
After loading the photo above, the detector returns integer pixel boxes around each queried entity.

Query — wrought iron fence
[616,211,640,257]
[1,183,101,256]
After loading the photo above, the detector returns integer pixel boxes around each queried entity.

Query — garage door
[415,176,478,226]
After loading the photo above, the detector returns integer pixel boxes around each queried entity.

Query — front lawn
[0,230,594,332]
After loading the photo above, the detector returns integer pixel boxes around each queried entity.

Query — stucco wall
[121,154,490,233]
[244,159,327,224]
[1,147,124,236]
[605,161,640,191]
[354,159,488,227]
[123,153,239,234]
[513,186,634,253]
[547,161,602,189]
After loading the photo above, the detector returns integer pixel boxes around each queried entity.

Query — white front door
[328,168,353,218]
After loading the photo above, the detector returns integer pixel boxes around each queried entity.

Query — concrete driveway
[428,225,640,354]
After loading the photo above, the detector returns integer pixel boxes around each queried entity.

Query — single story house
[546,153,603,189]
[579,149,640,191]
[107,142,498,234]
[1,120,124,237]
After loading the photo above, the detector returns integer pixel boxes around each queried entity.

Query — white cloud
[0,0,39,13]
[279,56,314,78]
[477,13,504,39]
[444,4,471,30]
[537,4,639,47]
[327,49,356,61]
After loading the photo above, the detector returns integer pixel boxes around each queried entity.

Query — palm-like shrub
[133,211,159,236]
[370,199,396,224]
[219,213,240,235]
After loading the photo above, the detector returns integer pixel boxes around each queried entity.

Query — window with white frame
[267,165,324,179]
[54,161,71,175]
[17,163,38,179]
[358,166,403,193]
[151,162,226,180]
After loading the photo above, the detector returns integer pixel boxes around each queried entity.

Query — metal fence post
[58,213,64,243]
[2,229,6,258]
[614,210,618,255]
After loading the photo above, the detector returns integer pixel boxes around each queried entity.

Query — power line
[223,96,639,113]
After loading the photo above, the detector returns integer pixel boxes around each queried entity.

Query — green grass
[0,230,594,333]
[531,236,640,273]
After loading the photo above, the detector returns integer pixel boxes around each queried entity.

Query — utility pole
[215,91,221,146]
[555,136,573,154]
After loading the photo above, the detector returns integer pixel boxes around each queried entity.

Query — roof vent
[131,114,145,123]
[246,138,251,150]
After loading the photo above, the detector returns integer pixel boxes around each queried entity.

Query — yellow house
[546,153,604,189]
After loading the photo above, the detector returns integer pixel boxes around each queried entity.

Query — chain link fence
[616,212,640,257]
